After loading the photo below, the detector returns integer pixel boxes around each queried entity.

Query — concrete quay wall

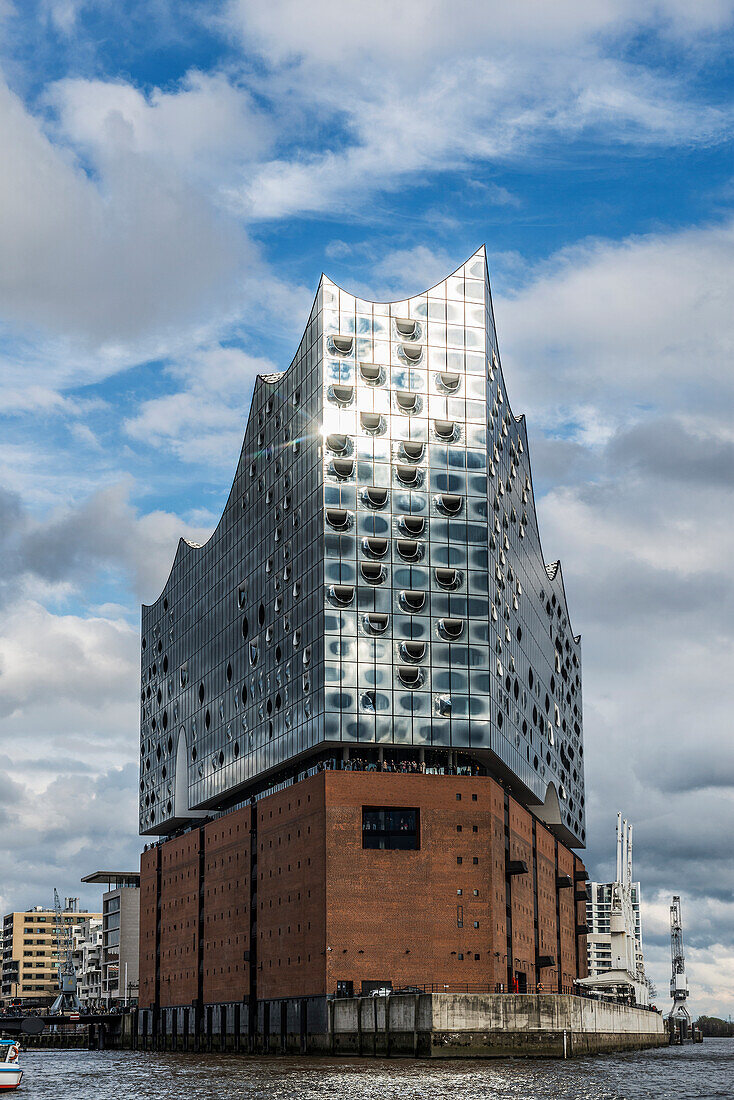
[130,992,665,1058]
[328,993,665,1058]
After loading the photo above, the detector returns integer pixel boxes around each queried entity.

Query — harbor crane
[669,895,691,1035]
[49,890,82,1014]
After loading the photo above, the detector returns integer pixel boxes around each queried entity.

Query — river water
[16,1040,733,1100]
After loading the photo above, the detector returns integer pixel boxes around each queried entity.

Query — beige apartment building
[1,903,102,1006]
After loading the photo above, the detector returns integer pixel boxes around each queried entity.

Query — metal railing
[332,982,662,1011]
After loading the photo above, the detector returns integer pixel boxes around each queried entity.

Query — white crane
[669,895,691,1033]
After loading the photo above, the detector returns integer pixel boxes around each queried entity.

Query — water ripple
[16,1039,734,1100]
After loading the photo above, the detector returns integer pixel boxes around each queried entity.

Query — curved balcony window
[332,457,354,479]
[399,515,425,537]
[395,463,419,486]
[328,384,354,407]
[435,567,461,590]
[362,537,388,558]
[399,641,426,662]
[400,441,424,462]
[434,420,458,441]
[438,617,464,640]
[360,562,385,585]
[398,666,424,688]
[395,318,419,340]
[360,412,385,435]
[360,363,384,385]
[326,508,351,529]
[399,590,426,613]
[436,493,463,516]
[434,694,452,716]
[396,390,420,414]
[437,371,461,394]
[362,486,388,508]
[237,584,247,609]
[329,584,355,606]
[396,539,422,562]
[326,433,350,455]
[249,641,259,667]
[399,343,423,364]
[362,613,389,635]
[360,690,377,712]
[328,334,354,356]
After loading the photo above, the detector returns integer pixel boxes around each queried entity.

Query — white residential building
[586,881,644,981]
[72,918,103,1006]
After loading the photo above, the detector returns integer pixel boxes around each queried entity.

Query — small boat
[0,1041,22,1091]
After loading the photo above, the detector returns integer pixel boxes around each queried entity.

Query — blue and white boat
[0,1041,22,1091]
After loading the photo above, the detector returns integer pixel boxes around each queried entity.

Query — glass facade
[139,248,586,847]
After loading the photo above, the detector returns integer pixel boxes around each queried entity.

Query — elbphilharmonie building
[138,249,590,1023]
[139,246,585,849]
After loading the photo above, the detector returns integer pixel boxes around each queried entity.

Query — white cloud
[0,72,261,394]
[47,69,270,180]
[0,480,214,604]
[226,0,734,68]
[0,600,136,726]
[497,218,734,428]
[124,345,280,465]
[0,762,141,915]
[222,0,734,220]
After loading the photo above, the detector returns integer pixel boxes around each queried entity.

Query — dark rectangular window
[362,807,419,850]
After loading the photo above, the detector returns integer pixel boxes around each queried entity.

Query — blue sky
[1,0,733,1013]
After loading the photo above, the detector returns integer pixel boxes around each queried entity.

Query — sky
[0,0,732,1016]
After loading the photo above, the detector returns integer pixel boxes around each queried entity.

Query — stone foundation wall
[131,992,665,1058]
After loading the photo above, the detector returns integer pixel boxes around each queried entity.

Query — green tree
[694,1015,734,1037]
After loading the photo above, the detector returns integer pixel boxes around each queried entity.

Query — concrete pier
[329,993,666,1057]
[132,993,665,1058]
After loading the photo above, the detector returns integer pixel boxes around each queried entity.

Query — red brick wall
[325,771,497,993]
[257,774,327,999]
[158,831,200,1007]
[138,847,158,1008]
[557,843,579,987]
[535,824,558,988]
[202,805,251,1003]
[487,782,507,988]
[139,770,587,1007]
[507,799,534,983]
[574,853,589,980]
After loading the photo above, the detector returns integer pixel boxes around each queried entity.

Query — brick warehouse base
[133,994,665,1058]
[140,769,588,1011]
